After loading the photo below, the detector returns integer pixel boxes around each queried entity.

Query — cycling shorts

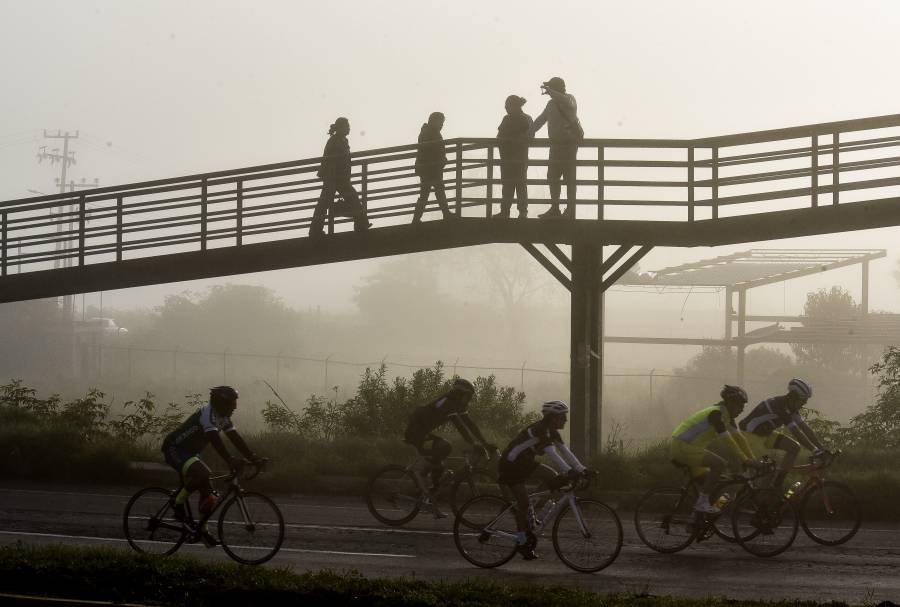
[670,439,714,479]
[163,444,201,478]
[742,431,797,454]
[498,457,538,486]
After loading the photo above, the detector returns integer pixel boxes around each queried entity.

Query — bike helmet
[542,400,569,416]
[451,378,475,395]
[720,384,748,404]
[788,378,812,399]
[210,385,239,411]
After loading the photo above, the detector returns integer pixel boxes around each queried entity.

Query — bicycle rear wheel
[732,488,799,557]
[450,469,499,517]
[552,499,623,573]
[799,481,861,546]
[634,486,697,553]
[218,492,285,565]
[365,464,422,526]
[453,495,518,568]
[123,487,186,555]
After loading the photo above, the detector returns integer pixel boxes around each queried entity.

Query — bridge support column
[569,244,603,459]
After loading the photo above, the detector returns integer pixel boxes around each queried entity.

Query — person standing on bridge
[528,77,583,219]
[309,117,371,238]
[412,111,454,223]
[496,95,533,219]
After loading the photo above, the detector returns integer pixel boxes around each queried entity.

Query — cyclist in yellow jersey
[671,385,756,513]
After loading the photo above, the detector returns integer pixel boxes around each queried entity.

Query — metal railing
[3,113,900,277]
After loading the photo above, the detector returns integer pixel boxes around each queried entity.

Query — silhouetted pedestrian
[496,95,533,219]
[412,112,454,223]
[310,117,370,237]
[528,77,583,219]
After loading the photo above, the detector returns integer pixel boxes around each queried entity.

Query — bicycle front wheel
[732,488,798,558]
[450,469,499,517]
[453,495,518,568]
[800,481,861,546]
[122,487,186,556]
[552,499,623,573]
[365,464,422,526]
[634,486,696,553]
[218,492,285,565]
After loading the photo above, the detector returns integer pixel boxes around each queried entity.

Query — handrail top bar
[5,112,900,208]
[695,113,900,147]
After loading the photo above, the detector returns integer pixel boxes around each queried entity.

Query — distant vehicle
[76,317,128,336]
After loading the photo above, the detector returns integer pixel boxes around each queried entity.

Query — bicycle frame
[789,453,838,514]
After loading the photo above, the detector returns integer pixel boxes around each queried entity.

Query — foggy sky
[2,0,899,339]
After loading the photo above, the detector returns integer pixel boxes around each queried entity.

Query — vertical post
[200,178,208,250]
[236,180,243,246]
[832,132,840,205]
[737,288,747,385]
[597,145,604,220]
[569,244,591,458]
[588,245,604,457]
[1,212,6,277]
[724,287,733,341]
[455,141,463,215]
[486,146,494,218]
[861,260,869,317]
[811,134,819,207]
[711,147,719,220]
[687,147,695,222]
[116,196,123,262]
[78,194,86,266]
[361,162,368,219]
[520,360,526,391]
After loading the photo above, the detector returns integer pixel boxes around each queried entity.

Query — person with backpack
[528,77,583,219]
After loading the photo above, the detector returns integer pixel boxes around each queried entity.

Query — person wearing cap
[527,76,583,219]
[495,95,534,219]
[412,111,454,223]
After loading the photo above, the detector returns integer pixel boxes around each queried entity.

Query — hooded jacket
[414,123,446,180]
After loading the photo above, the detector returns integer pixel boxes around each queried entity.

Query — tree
[791,286,867,378]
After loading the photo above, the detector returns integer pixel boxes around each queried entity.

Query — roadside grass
[0,544,850,607]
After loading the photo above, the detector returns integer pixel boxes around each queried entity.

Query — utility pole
[36,130,82,321]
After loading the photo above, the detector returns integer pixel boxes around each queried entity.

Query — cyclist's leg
[697,451,728,511]
[498,458,538,559]
[770,432,800,488]
[422,435,453,489]
[671,439,721,512]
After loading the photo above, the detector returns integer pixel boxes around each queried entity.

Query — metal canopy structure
[5,112,900,459]
[623,249,885,289]
[609,248,895,383]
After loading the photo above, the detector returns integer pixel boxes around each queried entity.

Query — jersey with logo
[672,404,737,447]
[739,395,802,436]
[162,404,235,453]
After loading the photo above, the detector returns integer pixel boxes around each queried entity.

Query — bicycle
[365,446,499,526]
[123,459,284,565]
[453,471,623,573]
[748,450,859,547]
[634,458,776,554]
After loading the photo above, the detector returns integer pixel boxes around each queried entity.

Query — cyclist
[739,378,827,491]
[670,385,756,514]
[403,378,496,517]
[498,400,588,560]
[161,385,262,545]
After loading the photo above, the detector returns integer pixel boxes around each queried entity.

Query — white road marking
[0,530,415,559]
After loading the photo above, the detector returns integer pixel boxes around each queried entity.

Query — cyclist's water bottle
[713,493,731,510]
[784,481,802,500]
[538,498,556,524]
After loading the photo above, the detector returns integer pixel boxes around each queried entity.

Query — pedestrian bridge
[4,112,900,457]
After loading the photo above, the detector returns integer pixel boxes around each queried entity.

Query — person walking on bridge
[412,112,454,223]
[496,95,533,219]
[528,77,583,219]
[309,117,371,238]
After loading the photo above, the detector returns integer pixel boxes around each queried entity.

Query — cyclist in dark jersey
[739,378,827,490]
[403,378,496,513]
[161,386,261,544]
[498,400,587,560]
